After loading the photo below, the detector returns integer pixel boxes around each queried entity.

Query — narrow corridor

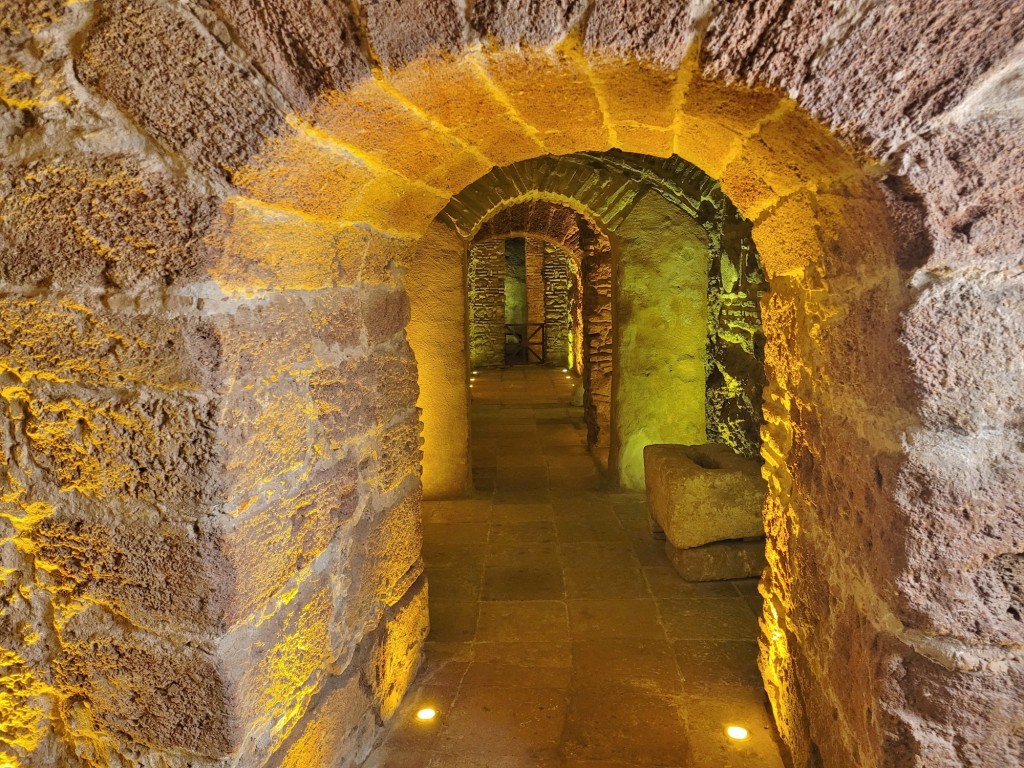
[371,368,784,767]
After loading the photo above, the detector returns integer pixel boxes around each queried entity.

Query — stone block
[76,0,282,179]
[267,668,375,768]
[347,485,423,607]
[666,538,767,582]
[56,609,239,757]
[210,200,372,292]
[903,274,1024,433]
[387,55,546,167]
[311,80,491,193]
[477,49,611,155]
[369,574,429,719]
[0,155,216,292]
[210,0,369,109]
[644,443,766,550]
[233,131,377,221]
[905,120,1024,270]
[30,456,357,637]
[363,0,466,69]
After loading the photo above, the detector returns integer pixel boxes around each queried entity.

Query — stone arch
[1,4,1021,768]
[430,151,766,488]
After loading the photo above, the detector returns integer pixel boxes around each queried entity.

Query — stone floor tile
[436,685,567,758]
[422,498,492,523]
[473,641,573,668]
[657,599,759,641]
[563,566,649,599]
[426,566,483,603]
[490,520,559,544]
[571,638,683,695]
[428,601,478,643]
[568,599,664,641]
[642,568,740,600]
[482,564,566,601]
[674,638,762,692]
[560,541,640,570]
[477,600,571,642]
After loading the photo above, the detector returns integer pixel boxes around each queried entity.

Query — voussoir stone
[645,443,766,550]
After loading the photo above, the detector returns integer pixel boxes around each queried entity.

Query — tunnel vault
[443,151,768,488]
[1,3,1022,768]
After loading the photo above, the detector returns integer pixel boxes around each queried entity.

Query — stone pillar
[542,244,572,367]
[468,240,506,369]
[583,246,614,470]
[612,190,710,490]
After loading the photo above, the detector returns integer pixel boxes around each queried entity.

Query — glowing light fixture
[416,707,437,721]
[726,725,750,741]
[561,368,568,373]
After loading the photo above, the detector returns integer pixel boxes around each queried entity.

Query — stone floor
[369,367,785,768]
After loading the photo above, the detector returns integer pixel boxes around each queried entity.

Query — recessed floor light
[726,725,750,741]
[416,707,437,721]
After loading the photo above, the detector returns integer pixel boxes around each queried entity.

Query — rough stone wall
[0,3,427,767]
[468,241,506,368]
[3,3,1023,768]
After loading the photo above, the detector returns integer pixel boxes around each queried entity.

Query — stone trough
[644,443,767,581]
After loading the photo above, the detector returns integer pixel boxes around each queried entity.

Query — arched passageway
[1,3,1022,768]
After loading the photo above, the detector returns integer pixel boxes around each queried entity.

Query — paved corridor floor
[370,367,785,768]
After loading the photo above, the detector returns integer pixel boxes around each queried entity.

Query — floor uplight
[726,725,750,741]
[416,707,437,721]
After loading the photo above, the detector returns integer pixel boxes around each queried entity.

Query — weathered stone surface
[666,538,767,582]
[369,574,429,719]
[386,55,547,166]
[904,120,1024,270]
[210,0,369,109]
[702,0,1024,148]
[801,2,1024,147]
[892,430,1024,645]
[76,0,282,178]
[56,609,238,756]
[902,275,1024,433]
[268,668,375,768]
[584,0,696,67]
[614,192,709,489]
[0,156,216,291]
[472,0,588,46]
[645,444,766,550]
[363,0,466,69]
[342,485,424,633]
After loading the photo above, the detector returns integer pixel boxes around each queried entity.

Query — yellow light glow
[561,368,568,372]
[726,725,750,741]
[416,707,437,721]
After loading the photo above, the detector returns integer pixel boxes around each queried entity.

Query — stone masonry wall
[542,244,573,367]
[0,4,427,767]
[468,240,506,368]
